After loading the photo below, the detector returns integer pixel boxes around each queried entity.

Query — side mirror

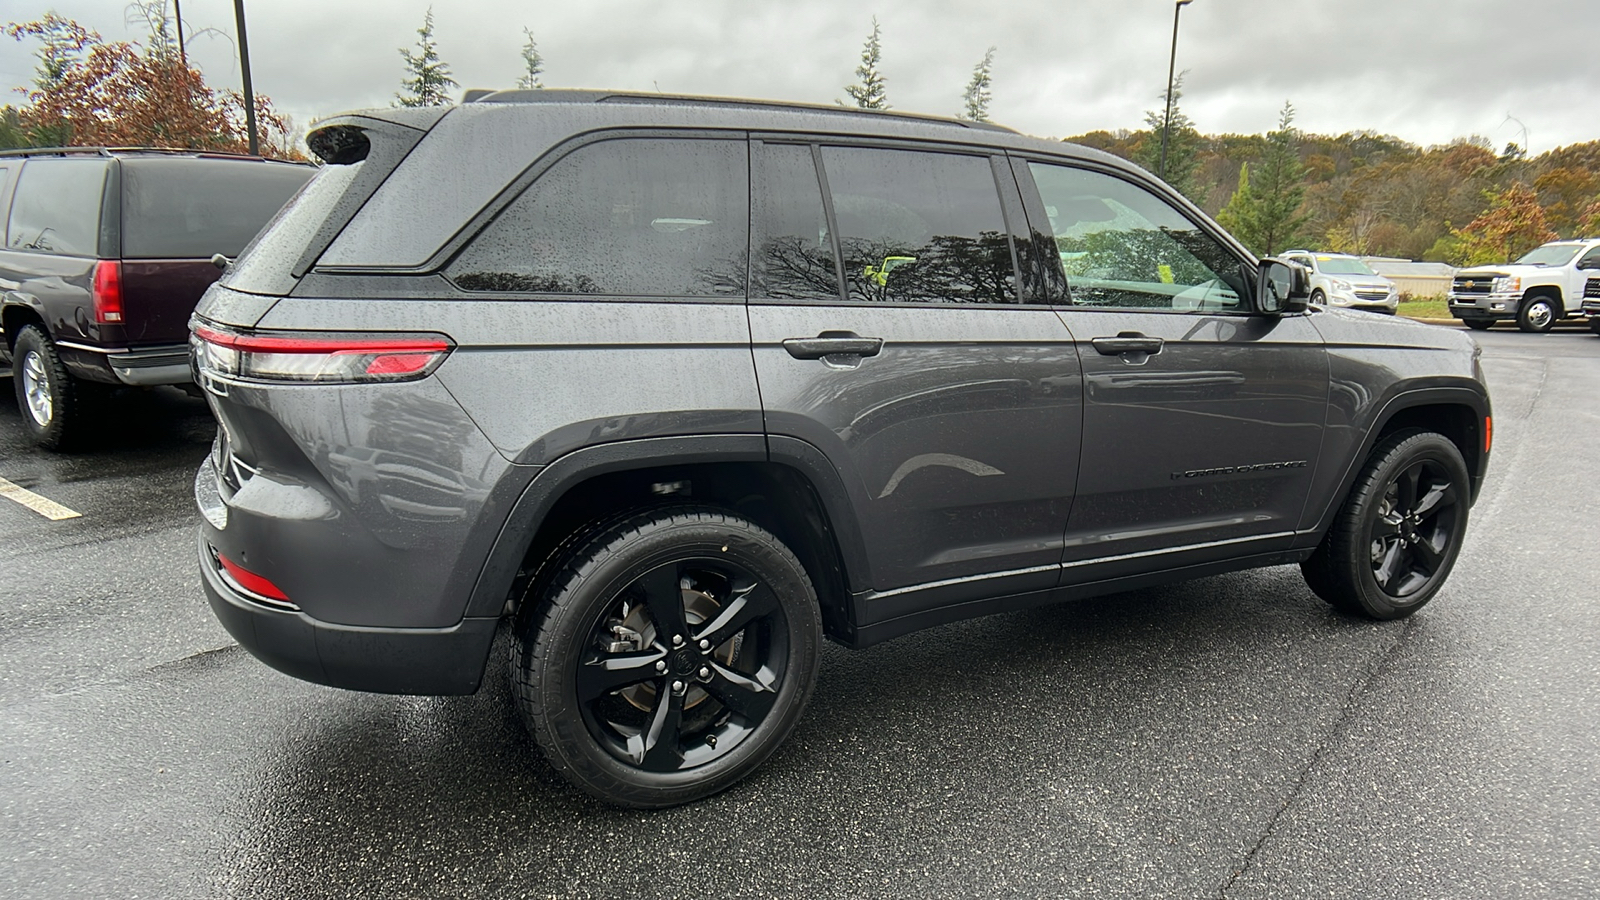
[1256,258,1310,315]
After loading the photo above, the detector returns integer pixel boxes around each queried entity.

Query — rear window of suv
[6,159,111,257]
[121,158,311,259]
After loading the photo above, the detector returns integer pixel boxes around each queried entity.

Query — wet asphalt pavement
[1,327,1597,899]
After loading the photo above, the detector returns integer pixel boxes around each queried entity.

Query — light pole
[1158,0,1194,182]
[232,0,259,156]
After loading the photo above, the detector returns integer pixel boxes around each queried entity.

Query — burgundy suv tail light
[193,325,453,384]
[93,260,124,323]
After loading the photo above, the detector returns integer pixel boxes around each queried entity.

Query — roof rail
[0,146,270,160]
[461,88,1019,134]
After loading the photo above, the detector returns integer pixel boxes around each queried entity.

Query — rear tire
[1302,430,1471,620]
[1516,295,1558,333]
[11,325,83,451]
[512,506,822,808]
[1461,318,1494,331]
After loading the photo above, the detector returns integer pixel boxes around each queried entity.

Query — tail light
[192,325,453,384]
[93,260,123,323]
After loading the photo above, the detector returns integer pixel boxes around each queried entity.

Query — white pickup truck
[1448,238,1600,332]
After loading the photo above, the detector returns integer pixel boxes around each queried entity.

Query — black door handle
[783,332,885,360]
[1091,332,1164,356]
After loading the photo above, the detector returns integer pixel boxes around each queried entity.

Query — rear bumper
[55,340,194,385]
[197,530,499,695]
[108,345,192,386]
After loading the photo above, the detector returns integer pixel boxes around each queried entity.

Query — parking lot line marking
[0,476,82,521]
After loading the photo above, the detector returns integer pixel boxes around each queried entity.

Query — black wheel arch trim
[1298,382,1490,548]
[462,433,875,620]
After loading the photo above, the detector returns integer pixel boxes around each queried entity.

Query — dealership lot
[1,327,1596,899]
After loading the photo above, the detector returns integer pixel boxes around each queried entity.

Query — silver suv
[1283,251,1398,313]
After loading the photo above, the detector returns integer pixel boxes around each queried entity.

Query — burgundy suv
[0,148,311,449]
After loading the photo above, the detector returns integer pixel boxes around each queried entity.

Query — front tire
[1461,318,1494,331]
[1516,295,1558,333]
[512,506,822,808]
[1310,289,1327,307]
[11,325,82,451]
[1302,431,1471,619]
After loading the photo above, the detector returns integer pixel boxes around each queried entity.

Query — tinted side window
[122,159,311,259]
[820,146,1016,304]
[751,143,841,301]
[449,138,747,297]
[6,159,109,257]
[1578,246,1600,268]
[1028,162,1247,311]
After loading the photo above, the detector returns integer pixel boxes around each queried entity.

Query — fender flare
[461,433,875,617]
[1300,382,1490,544]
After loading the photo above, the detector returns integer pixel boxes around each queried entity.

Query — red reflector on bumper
[218,553,290,601]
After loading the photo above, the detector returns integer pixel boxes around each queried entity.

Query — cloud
[3,0,1594,152]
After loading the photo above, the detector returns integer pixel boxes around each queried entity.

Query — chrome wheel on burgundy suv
[512,507,821,807]
[12,325,78,451]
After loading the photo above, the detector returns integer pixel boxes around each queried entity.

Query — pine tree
[1132,72,1200,200]
[1217,163,1259,250]
[961,47,995,122]
[396,7,457,108]
[517,27,544,89]
[843,17,888,110]
[1217,102,1313,256]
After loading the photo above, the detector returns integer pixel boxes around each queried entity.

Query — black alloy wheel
[1302,430,1471,619]
[1366,457,1461,599]
[513,507,821,807]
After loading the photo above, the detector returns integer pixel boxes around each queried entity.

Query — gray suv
[191,92,1491,808]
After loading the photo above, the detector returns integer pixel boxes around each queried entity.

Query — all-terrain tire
[12,325,84,451]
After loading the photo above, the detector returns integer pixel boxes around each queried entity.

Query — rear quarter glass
[220,117,426,297]
[5,159,111,257]
[120,158,312,260]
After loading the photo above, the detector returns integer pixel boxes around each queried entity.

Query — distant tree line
[1071,87,1600,265]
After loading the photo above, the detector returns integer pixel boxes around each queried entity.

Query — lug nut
[671,680,686,695]
[698,638,711,651]
[672,634,685,648]
[655,660,668,673]
[698,666,711,680]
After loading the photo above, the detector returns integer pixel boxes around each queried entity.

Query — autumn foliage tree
[4,12,296,158]
[1451,183,1558,266]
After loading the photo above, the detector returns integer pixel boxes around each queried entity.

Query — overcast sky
[3,0,1595,153]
